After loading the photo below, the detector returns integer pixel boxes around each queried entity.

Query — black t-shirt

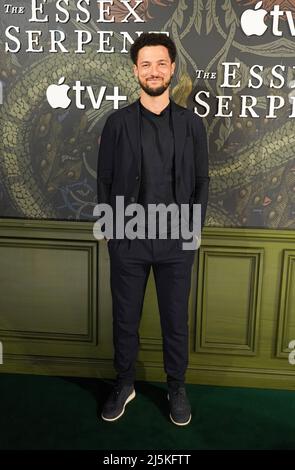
[137,99,179,238]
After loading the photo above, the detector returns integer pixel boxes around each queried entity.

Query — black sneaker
[167,386,192,426]
[101,384,136,422]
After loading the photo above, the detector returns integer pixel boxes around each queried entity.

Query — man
[97,33,210,426]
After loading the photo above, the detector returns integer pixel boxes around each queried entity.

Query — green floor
[0,373,294,450]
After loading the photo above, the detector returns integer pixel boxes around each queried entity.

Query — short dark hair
[130,32,177,65]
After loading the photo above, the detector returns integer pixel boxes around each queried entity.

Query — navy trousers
[107,237,196,387]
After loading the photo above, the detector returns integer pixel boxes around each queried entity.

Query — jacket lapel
[170,99,186,184]
[125,98,186,181]
[125,99,142,174]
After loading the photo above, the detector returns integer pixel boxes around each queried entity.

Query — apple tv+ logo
[46,77,70,109]
[241,1,295,37]
[46,77,127,110]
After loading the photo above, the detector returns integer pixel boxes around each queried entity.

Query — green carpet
[0,373,294,450]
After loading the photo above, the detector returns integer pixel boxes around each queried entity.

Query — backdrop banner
[0,0,294,228]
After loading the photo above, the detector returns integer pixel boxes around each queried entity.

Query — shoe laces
[109,385,123,403]
[111,384,132,401]
[169,387,188,406]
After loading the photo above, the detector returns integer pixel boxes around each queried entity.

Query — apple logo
[46,77,71,109]
[240,1,268,36]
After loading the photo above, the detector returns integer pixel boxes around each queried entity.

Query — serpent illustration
[0,51,140,219]
[0,49,294,225]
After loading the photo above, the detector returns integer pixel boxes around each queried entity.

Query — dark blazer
[97,98,210,228]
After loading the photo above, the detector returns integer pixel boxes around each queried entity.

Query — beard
[138,75,172,97]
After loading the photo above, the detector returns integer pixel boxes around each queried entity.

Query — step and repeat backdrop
[0,0,294,228]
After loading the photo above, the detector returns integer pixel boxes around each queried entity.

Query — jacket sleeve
[97,115,115,205]
[193,116,210,230]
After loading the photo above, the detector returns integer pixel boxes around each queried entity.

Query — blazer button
[135,175,139,181]
[130,196,135,202]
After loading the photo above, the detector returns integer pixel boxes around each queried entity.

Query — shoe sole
[169,412,192,426]
[167,393,192,426]
[101,389,136,422]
